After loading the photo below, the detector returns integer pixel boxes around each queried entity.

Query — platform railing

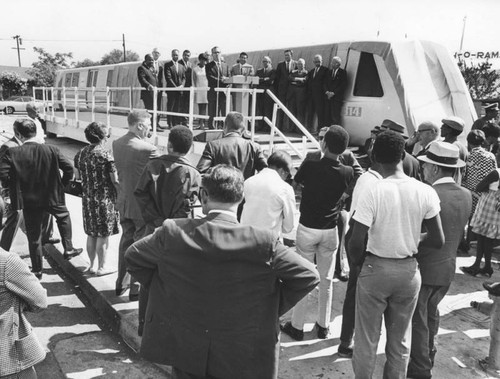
[33,85,319,153]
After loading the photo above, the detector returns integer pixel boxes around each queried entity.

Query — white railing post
[129,86,133,111]
[91,86,96,122]
[74,87,79,126]
[152,86,158,135]
[225,87,231,116]
[106,87,111,127]
[50,87,55,118]
[250,87,257,142]
[62,86,67,122]
[302,135,307,156]
[42,87,47,117]
[188,86,194,131]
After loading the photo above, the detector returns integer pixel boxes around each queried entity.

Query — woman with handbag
[0,250,47,379]
[74,122,120,276]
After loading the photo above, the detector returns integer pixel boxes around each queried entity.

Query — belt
[366,252,415,260]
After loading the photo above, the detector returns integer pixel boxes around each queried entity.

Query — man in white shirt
[26,103,45,144]
[348,130,444,379]
[240,150,295,240]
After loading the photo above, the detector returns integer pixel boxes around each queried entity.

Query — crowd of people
[137,47,347,133]
[2,94,500,378]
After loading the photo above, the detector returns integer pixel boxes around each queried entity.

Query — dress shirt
[240,168,296,239]
[28,117,45,144]
[432,177,455,186]
[208,209,238,218]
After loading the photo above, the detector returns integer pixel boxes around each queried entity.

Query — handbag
[64,180,83,197]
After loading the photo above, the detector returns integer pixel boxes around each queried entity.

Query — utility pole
[459,16,467,52]
[122,34,126,63]
[11,35,25,67]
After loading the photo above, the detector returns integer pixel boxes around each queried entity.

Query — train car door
[86,69,99,106]
[342,49,405,146]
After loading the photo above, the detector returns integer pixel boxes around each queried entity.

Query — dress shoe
[335,273,349,282]
[337,344,353,358]
[460,265,481,277]
[43,237,61,244]
[129,293,139,302]
[280,322,304,341]
[31,270,43,280]
[480,267,494,278]
[115,285,129,296]
[63,248,83,260]
[483,281,500,296]
[315,322,330,339]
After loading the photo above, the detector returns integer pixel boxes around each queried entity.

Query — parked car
[0,96,52,114]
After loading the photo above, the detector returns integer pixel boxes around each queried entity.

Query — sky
[1,0,499,68]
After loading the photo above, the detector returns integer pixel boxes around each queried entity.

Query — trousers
[292,224,338,329]
[353,254,421,379]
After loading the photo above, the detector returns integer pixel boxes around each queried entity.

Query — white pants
[291,223,338,329]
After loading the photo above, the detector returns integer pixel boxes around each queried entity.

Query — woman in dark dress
[74,122,119,276]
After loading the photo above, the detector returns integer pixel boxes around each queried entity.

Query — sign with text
[454,51,500,60]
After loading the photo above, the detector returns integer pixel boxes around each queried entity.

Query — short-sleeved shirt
[295,157,353,229]
[353,176,440,258]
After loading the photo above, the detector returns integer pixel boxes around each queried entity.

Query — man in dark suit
[256,56,276,131]
[151,48,164,121]
[324,56,347,125]
[137,54,165,130]
[113,110,159,302]
[125,164,319,379]
[274,49,297,131]
[0,119,82,279]
[164,49,186,127]
[410,142,471,378]
[196,111,267,180]
[206,46,230,129]
[307,54,329,134]
[179,49,192,125]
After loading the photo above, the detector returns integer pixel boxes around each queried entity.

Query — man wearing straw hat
[408,141,471,378]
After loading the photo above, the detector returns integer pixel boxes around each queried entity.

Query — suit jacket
[179,59,192,87]
[274,59,297,99]
[164,60,186,88]
[206,60,230,89]
[417,181,472,286]
[324,67,347,102]
[134,154,201,227]
[112,132,159,219]
[138,63,159,101]
[125,212,319,378]
[230,63,255,76]
[196,133,268,179]
[0,251,47,376]
[403,152,422,181]
[307,66,329,99]
[256,67,276,89]
[0,141,73,210]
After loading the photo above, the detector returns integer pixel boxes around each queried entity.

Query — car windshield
[5,96,22,101]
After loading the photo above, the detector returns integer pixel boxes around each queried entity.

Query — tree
[0,71,28,98]
[100,49,140,65]
[27,47,73,87]
[74,58,100,68]
[458,60,500,100]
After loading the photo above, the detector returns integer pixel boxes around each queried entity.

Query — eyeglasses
[418,129,433,133]
[318,135,325,141]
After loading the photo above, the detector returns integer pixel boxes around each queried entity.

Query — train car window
[353,52,384,97]
[71,73,80,87]
[106,70,113,87]
[93,71,98,86]
[87,70,98,87]
[64,74,72,87]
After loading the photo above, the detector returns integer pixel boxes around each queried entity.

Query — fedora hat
[380,119,407,138]
[417,141,465,168]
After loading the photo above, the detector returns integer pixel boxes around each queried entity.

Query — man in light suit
[113,110,159,301]
[256,56,276,131]
[324,56,347,125]
[409,142,471,378]
[165,49,186,127]
[274,49,296,131]
[125,164,319,379]
[206,46,230,129]
[196,111,267,180]
[307,55,329,134]
[0,119,82,279]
